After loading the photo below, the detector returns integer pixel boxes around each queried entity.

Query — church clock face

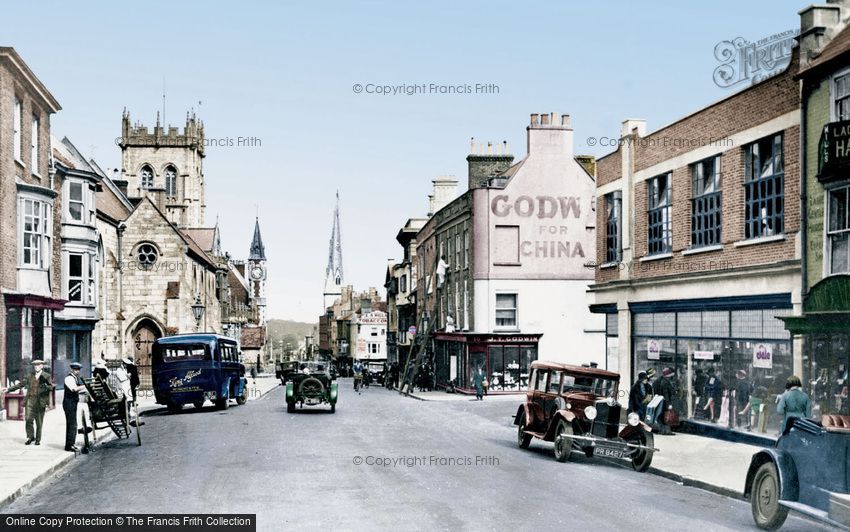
[251,266,264,280]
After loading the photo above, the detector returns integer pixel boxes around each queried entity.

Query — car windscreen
[160,344,209,362]
[562,375,618,399]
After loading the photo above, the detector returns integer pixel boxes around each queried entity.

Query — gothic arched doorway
[131,318,162,389]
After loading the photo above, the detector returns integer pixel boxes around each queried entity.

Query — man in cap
[1,360,54,445]
[63,362,86,452]
[122,357,140,403]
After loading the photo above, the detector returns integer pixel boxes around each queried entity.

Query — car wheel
[167,402,182,414]
[331,403,336,414]
[751,462,789,530]
[287,402,295,413]
[236,387,248,405]
[553,419,574,462]
[630,431,654,472]
[192,400,204,410]
[215,397,229,410]
[517,414,532,449]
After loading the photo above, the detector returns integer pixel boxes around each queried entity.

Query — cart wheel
[134,404,142,446]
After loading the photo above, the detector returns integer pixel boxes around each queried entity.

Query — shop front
[432,332,540,393]
[629,294,794,436]
[782,275,850,419]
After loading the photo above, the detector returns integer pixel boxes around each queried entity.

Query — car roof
[530,360,620,380]
[155,334,236,345]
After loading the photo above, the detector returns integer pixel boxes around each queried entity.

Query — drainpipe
[800,83,809,299]
[117,221,126,357]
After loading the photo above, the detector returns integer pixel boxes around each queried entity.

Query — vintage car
[514,361,656,471]
[746,414,850,530]
[275,360,299,384]
[286,361,338,413]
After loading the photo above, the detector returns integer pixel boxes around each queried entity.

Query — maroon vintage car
[514,361,657,471]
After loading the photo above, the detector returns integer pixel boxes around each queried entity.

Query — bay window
[20,197,51,269]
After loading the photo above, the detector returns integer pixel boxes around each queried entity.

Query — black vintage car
[285,361,338,414]
[746,414,850,530]
[275,360,299,384]
[514,361,657,471]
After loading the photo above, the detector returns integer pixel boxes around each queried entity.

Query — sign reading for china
[753,343,773,369]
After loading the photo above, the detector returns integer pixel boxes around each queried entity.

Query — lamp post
[191,296,205,332]
[305,335,313,361]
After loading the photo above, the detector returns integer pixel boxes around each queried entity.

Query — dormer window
[165,165,177,197]
[140,165,154,189]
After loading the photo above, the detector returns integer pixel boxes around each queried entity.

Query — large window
[829,185,850,274]
[13,98,22,161]
[605,191,622,263]
[64,251,97,305]
[495,293,517,329]
[67,181,87,222]
[140,165,154,189]
[836,71,850,121]
[20,197,51,268]
[165,166,177,197]
[31,116,39,173]
[647,173,672,255]
[691,156,722,248]
[744,134,784,239]
[67,253,83,302]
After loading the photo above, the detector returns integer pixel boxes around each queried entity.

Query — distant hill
[266,319,318,351]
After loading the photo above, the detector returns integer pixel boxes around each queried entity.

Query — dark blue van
[152,334,248,413]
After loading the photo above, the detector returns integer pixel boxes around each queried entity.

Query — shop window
[633,314,653,336]
[828,185,850,274]
[494,225,519,264]
[690,156,722,248]
[605,313,618,336]
[836,71,850,121]
[647,173,672,255]
[495,293,517,329]
[702,311,730,338]
[653,312,676,337]
[605,191,622,263]
[677,312,702,337]
[744,134,784,239]
[731,309,762,338]
[762,308,792,340]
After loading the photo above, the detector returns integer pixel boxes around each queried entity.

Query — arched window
[140,165,154,189]
[165,166,177,197]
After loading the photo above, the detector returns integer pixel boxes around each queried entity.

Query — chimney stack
[428,175,459,216]
[527,111,574,158]
[466,137,514,190]
[798,1,850,67]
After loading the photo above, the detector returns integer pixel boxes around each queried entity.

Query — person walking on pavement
[63,362,86,452]
[734,369,754,430]
[1,360,54,445]
[777,375,812,433]
[472,366,486,401]
[122,357,140,403]
[93,359,110,382]
[628,371,650,420]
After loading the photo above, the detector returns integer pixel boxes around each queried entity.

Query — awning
[782,275,850,334]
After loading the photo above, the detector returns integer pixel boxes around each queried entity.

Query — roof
[249,218,266,260]
[179,229,219,270]
[227,267,249,304]
[96,180,132,223]
[0,47,61,112]
[798,24,850,77]
[182,228,217,253]
[241,326,266,349]
[530,360,620,380]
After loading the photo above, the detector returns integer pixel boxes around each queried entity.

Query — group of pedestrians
[1,356,140,452]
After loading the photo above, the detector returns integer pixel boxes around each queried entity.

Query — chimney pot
[487,141,493,155]
[561,114,570,126]
[541,113,550,125]
[530,113,539,126]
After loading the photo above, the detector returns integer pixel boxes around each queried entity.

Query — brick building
[385,217,426,365]
[416,114,603,394]
[590,51,802,435]
[0,48,64,420]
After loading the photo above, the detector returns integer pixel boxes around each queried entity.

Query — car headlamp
[565,402,572,410]
[584,406,597,420]
[628,412,640,426]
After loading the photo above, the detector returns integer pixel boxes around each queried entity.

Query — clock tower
[248,217,267,326]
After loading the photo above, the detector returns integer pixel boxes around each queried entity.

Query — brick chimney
[799,0,850,67]
[112,168,129,198]
[466,138,514,190]
[527,112,573,158]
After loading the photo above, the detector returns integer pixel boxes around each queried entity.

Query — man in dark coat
[2,360,54,445]
[122,357,140,403]
[471,366,486,400]
[628,371,649,420]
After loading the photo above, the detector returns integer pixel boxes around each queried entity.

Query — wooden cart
[82,376,141,446]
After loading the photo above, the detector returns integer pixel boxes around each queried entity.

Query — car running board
[779,500,849,530]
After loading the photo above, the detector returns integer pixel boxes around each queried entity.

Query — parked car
[286,361,338,414]
[513,361,656,471]
[745,414,850,530]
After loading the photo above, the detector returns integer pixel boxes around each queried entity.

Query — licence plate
[596,447,624,459]
[305,399,320,405]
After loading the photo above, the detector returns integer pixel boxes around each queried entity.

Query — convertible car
[285,361,338,414]
[746,414,850,530]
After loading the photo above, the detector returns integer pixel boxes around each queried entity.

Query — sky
[5,0,803,322]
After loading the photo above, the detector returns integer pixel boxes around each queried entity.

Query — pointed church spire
[325,192,343,287]
[249,217,266,260]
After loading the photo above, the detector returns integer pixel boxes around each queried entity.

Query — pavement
[0,373,279,508]
[407,387,759,499]
[2,379,830,531]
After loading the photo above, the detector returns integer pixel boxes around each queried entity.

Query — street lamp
[191,296,205,332]
[305,335,313,360]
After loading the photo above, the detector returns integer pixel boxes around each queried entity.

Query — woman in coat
[777,375,812,433]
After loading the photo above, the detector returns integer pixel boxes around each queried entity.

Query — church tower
[248,217,267,326]
[323,192,344,309]
[118,109,206,227]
